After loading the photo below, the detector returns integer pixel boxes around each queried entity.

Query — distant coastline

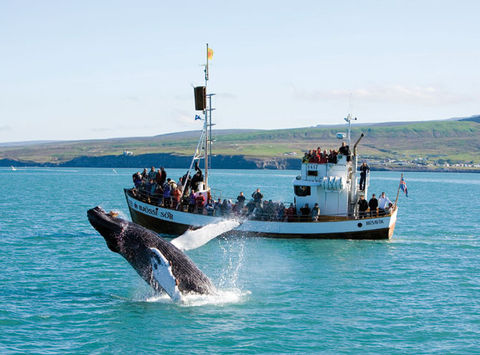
[2,153,479,173]
[1,116,479,173]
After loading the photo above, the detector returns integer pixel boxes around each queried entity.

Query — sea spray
[171,219,240,251]
[218,234,246,289]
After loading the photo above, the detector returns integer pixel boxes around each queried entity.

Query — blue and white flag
[400,176,408,197]
[194,115,202,121]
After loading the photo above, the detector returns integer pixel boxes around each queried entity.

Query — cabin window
[307,170,318,177]
[294,185,311,197]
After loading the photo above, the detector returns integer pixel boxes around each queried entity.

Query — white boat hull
[125,190,397,239]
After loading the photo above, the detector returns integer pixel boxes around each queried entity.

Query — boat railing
[125,188,394,222]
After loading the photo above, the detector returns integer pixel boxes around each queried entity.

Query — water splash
[178,289,250,307]
[218,235,246,289]
[171,219,240,251]
[143,289,250,307]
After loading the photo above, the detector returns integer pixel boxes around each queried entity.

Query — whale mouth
[87,206,126,253]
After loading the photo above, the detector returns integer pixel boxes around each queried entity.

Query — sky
[1,0,479,143]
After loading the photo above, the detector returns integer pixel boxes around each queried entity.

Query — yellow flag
[207,48,214,60]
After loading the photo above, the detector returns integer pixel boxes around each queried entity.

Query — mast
[204,43,209,189]
[203,43,214,190]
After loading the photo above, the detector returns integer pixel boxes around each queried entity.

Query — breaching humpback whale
[87,206,215,300]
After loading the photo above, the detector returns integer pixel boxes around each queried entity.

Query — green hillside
[1,119,479,165]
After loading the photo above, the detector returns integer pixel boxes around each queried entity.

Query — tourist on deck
[253,201,264,220]
[302,152,310,163]
[385,202,394,215]
[277,203,286,221]
[328,150,338,164]
[145,178,152,194]
[148,166,157,181]
[368,194,378,217]
[300,203,311,222]
[319,151,328,164]
[149,179,157,195]
[163,183,171,208]
[359,161,370,191]
[358,195,369,218]
[190,161,204,192]
[311,203,320,221]
[180,171,190,193]
[214,198,222,216]
[133,172,142,188]
[246,200,256,215]
[195,193,206,214]
[218,199,228,216]
[187,191,196,213]
[153,183,163,205]
[252,188,263,205]
[236,192,246,209]
[205,199,214,216]
[172,186,182,209]
[176,178,183,192]
[156,167,166,186]
[141,168,148,181]
[339,142,351,162]
[286,203,296,222]
[264,200,275,221]
[378,192,393,216]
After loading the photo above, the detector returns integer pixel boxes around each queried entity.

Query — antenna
[344,113,357,147]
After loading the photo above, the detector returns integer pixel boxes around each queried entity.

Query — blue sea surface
[1,168,480,353]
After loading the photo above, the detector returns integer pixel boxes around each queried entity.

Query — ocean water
[1,168,480,353]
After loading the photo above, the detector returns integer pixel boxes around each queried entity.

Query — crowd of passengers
[302,142,351,164]
[131,165,315,221]
[131,168,304,221]
[357,192,394,218]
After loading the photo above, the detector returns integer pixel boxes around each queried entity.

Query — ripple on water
[1,169,480,353]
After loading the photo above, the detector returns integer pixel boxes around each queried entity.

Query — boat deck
[125,188,395,223]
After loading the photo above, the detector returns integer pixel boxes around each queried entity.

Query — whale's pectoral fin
[149,248,181,302]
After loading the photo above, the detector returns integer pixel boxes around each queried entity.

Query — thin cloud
[173,109,198,125]
[217,92,237,100]
[0,125,11,131]
[294,85,473,105]
[124,96,141,103]
[91,124,156,133]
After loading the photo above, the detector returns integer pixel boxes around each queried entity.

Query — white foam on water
[144,293,174,303]
[178,288,250,307]
[142,288,250,306]
[171,219,240,251]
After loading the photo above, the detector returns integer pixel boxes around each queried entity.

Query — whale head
[87,206,127,253]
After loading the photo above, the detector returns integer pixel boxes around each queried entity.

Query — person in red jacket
[172,187,182,209]
[285,203,296,222]
[195,193,206,214]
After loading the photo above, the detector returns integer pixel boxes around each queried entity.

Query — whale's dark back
[123,222,215,295]
[87,207,214,295]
